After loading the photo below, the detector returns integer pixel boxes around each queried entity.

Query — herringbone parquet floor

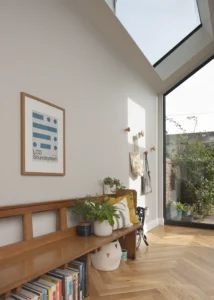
[89,226,214,300]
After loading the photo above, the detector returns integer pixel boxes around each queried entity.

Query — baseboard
[158,218,164,225]
[144,219,158,233]
[144,218,164,233]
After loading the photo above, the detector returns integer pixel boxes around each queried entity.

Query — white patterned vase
[103,184,116,195]
[94,220,112,237]
[91,240,122,271]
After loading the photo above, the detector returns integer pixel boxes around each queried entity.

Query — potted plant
[174,202,184,221]
[183,204,194,222]
[183,204,191,216]
[103,177,116,194]
[103,177,126,194]
[90,200,120,236]
[113,178,126,190]
[166,201,175,219]
[72,197,94,237]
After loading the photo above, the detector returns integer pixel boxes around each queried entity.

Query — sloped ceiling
[73,0,214,95]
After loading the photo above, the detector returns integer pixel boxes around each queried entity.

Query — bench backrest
[0,189,137,260]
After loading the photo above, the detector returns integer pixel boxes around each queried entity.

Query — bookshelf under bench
[0,189,141,299]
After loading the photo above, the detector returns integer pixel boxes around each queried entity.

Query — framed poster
[21,92,65,176]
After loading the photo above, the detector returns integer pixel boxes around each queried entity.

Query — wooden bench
[0,189,141,298]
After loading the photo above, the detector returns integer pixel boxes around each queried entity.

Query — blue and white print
[32,111,58,163]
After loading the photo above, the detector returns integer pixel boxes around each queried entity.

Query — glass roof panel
[115,0,201,66]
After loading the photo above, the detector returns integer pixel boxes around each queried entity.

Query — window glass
[115,0,201,65]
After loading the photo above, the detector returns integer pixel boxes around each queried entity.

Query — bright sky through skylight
[166,59,214,135]
[116,0,201,65]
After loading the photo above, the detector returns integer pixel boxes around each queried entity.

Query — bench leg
[119,230,136,260]
[1,291,11,300]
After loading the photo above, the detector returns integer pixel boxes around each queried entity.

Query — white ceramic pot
[94,220,113,237]
[91,240,122,271]
[103,184,116,195]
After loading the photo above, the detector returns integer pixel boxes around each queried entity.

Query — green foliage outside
[173,201,185,212]
[166,117,214,217]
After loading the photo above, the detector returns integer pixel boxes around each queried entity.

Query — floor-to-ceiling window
[164,57,214,228]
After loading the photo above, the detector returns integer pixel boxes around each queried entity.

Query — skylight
[115,0,201,66]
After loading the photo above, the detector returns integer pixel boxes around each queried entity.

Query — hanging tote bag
[130,136,144,177]
[142,153,152,194]
[130,152,144,176]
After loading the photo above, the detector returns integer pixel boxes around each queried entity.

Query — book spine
[47,288,52,300]
[41,276,59,300]
[78,265,83,300]
[72,276,76,300]
[74,275,78,300]
[78,266,83,300]
[68,277,73,300]
[28,283,47,300]
[18,292,39,300]
[52,289,56,300]
[82,264,86,298]
[64,277,68,300]
[59,280,62,300]
[36,283,51,300]
[11,294,29,300]
[68,264,82,300]
[79,265,83,300]
[56,283,59,300]
[22,286,41,300]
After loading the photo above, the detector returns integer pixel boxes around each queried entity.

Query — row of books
[7,258,87,300]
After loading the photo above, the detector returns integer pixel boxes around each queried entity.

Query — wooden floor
[89,226,214,300]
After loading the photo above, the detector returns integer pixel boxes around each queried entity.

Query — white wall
[105,0,115,11]
[0,0,158,246]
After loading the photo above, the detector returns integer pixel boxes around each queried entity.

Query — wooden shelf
[0,224,141,295]
[0,189,140,298]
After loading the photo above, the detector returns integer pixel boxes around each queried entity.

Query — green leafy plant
[89,200,120,227]
[103,177,126,190]
[173,202,185,212]
[183,204,191,213]
[183,204,193,216]
[167,201,174,208]
[103,177,115,187]
[166,116,214,217]
[72,196,95,223]
[72,196,120,227]
[113,178,126,190]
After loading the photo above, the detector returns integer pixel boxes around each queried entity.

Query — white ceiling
[72,0,214,95]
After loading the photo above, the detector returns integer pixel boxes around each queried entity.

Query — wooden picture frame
[21,92,65,176]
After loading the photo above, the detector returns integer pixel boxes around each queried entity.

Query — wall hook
[124,127,130,132]
[138,130,144,138]
[151,146,156,151]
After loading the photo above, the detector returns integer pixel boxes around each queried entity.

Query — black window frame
[163,55,214,230]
